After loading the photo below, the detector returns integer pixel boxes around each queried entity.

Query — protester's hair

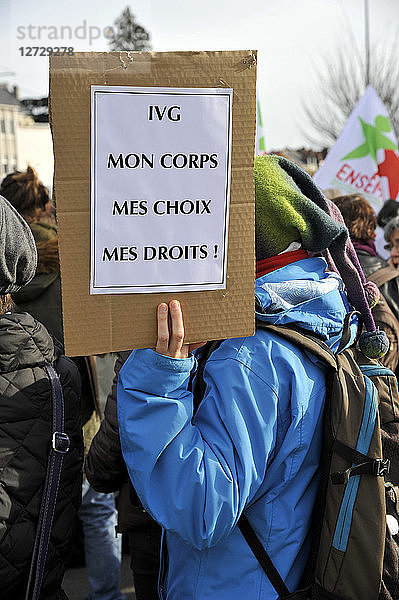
[0,166,49,219]
[384,216,399,243]
[333,194,376,241]
[377,199,399,229]
[37,237,59,274]
[323,188,343,200]
[0,294,14,315]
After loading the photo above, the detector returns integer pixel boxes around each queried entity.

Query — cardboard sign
[91,86,232,294]
[49,50,256,356]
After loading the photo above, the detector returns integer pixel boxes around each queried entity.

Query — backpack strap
[25,364,70,600]
[191,340,223,413]
[367,266,399,288]
[331,439,391,484]
[256,309,360,364]
[238,515,290,598]
[255,320,338,369]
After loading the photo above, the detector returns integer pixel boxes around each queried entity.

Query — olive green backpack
[194,316,399,600]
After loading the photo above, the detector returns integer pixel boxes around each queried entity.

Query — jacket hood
[30,221,58,243]
[12,270,59,303]
[0,312,55,372]
[12,223,60,303]
[255,256,356,352]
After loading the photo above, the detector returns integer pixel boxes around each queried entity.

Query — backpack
[193,314,399,600]
[367,267,399,374]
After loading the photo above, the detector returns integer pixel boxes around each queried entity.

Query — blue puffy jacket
[118,257,355,599]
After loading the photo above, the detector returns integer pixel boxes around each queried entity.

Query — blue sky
[0,0,398,148]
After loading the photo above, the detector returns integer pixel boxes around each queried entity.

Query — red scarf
[256,249,309,279]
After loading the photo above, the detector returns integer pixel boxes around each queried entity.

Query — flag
[255,97,266,155]
[313,86,399,212]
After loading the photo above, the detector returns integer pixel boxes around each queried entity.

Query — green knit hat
[254,154,390,359]
[255,154,345,258]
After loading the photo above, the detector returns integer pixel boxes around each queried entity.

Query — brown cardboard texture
[49,50,256,356]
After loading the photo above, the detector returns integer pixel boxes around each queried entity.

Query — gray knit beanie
[0,194,37,294]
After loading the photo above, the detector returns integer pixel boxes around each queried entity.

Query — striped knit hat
[255,155,388,358]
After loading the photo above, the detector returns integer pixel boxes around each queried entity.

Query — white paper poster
[90,86,232,294]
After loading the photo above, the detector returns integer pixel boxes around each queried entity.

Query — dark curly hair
[0,166,49,219]
[333,194,377,241]
[377,199,399,228]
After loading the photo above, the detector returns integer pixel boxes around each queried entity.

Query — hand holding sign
[155,301,206,358]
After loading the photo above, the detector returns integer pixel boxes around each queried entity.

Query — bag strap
[25,364,70,600]
[367,266,399,288]
[331,439,390,484]
[238,515,290,598]
[256,310,359,365]
[191,340,224,413]
[191,332,308,598]
[255,320,338,369]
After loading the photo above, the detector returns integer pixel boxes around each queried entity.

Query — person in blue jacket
[117,155,384,599]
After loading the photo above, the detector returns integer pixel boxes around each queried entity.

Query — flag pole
[365,0,370,86]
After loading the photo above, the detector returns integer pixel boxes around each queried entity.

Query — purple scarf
[352,239,378,257]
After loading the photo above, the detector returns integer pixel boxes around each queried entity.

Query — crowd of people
[0,159,398,600]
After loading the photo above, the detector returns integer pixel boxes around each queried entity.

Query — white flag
[255,98,266,155]
[314,86,399,213]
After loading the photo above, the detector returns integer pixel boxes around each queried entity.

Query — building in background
[17,121,53,191]
[0,84,53,190]
[1,82,329,192]
[0,85,19,179]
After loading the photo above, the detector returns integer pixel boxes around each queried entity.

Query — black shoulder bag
[25,364,70,600]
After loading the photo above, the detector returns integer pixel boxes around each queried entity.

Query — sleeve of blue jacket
[117,346,278,550]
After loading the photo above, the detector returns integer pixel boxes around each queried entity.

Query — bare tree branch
[303,34,399,146]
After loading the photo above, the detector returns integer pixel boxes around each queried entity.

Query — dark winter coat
[85,352,155,532]
[357,249,399,321]
[356,249,399,372]
[12,222,100,428]
[0,311,83,599]
[12,222,63,345]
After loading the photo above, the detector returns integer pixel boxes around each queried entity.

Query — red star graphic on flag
[378,149,399,199]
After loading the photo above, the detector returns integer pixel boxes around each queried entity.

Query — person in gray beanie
[0,194,83,600]
[1,167,127,600]
[0,193,37,295]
